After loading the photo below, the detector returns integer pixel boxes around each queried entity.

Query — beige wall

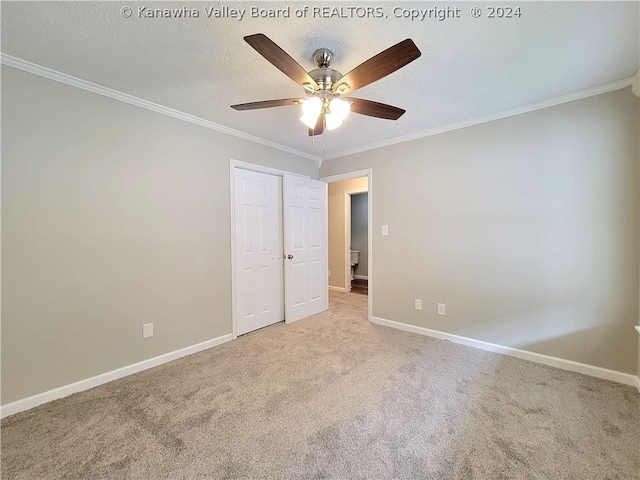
[321,88,640,375]
[327,177,368,290]
[3,64,639,408]
[1,66,317,404]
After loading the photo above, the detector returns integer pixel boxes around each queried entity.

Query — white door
[235,169,283,335]
[283,174,328,323]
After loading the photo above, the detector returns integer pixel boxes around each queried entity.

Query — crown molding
[3,53,634,166]
[320,76,636,162]
[0,54,320,163]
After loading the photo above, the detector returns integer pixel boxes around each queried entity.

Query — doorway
[342,187,368,293]
[349,192,368,295]
[321,169,373,322]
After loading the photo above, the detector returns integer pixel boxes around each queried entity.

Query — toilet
[350,250,360,281]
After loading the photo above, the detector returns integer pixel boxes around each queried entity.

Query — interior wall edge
[0,55,320,163]
[319,78,636,162]
[0,333,234,418]
[371,316,640,391]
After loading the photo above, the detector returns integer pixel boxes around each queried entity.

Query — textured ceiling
[2,1,639,161]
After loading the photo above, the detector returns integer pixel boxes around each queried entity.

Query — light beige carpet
[2,292,639,479]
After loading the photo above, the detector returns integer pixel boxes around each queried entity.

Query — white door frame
[344,188,368,292]
[320,169,373,323]
[230,159,311,338]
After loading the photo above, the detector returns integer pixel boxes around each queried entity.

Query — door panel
[284,175,328,323]
[235,169,283,335]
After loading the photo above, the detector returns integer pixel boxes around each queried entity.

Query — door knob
[286,254,294,260]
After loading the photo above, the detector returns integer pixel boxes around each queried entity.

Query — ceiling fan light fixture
[328,98,350,119]
[300,112,321,129]
[325,115,343,131]
[335,82,351,95]
[302,96,322,114]
[325,98,351,130]
[302,82,316,93]
[300,96,322,128]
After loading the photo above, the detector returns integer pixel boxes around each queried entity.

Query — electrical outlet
[437,303,446,315]
[382,225,389,236]
[415,299,423,311]
[143,323,153,338]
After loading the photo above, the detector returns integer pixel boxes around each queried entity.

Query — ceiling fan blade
[245,34,319,92]
[231,98,305,111]
[308,113,324,136]
[345,98,406,120]
[333,39,421,94]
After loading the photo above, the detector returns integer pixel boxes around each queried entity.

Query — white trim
[635,376,640,394]
[0,54,320,163]
[321,170,372,184]
[371,316,639,389]
[354,275,368,280]
[329,285,349,292]
[0,333,233,419]
[230,160,311,180]
[321,169,373,323]
[230,164,239,339]
[321,77,636,161]
[10,54,629,165]
[344,191,352,292]
[3,54,633,164]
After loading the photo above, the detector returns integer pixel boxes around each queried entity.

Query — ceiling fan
[230,34,421,136]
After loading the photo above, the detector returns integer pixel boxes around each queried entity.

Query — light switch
[382,225,389,236]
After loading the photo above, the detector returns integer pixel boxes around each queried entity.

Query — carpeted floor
[2,292,639,479]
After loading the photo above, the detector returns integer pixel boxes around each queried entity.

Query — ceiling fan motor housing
[309,67,342,91]
[310,48,344,92]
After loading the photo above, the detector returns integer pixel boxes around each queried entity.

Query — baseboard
[371,316,639,389]
[0,333,233,419]
[354,275,368,280]
[635,375,640,394]
[329,285,348,292]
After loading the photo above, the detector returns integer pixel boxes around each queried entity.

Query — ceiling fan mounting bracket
[313,48,334,68]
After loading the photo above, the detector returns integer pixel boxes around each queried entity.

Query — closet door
[283,175,328,323]
[235,169,283,335]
